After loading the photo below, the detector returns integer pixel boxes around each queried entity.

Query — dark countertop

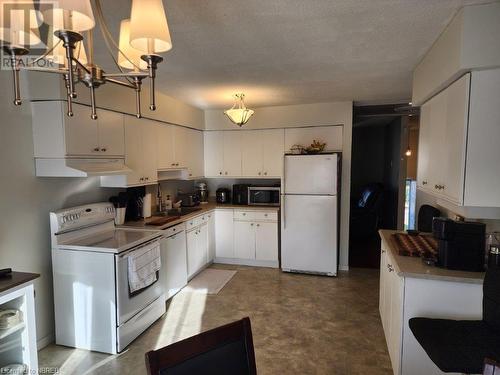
[120,202,280,231]
[379,229,485,284]
[0,272,40,295]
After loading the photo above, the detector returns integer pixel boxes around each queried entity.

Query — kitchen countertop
[0,272,40,295]
[120,202,280,231]
[379,229,485,285]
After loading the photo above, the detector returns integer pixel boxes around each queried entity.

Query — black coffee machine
[432,217,486,271]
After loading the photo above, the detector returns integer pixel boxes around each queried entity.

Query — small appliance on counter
[177,193,200,207]
[248,185,281,206]
[196,182,209,204]
[216,188,231,204]
[432,217,486,272]
[232,184,251,205]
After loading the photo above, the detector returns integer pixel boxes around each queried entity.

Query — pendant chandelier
[0,0,172,119]
[224,93,254,127]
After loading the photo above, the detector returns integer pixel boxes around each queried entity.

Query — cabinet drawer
[253,211,278,222]
[234,210,255,221]
[164,223,185,237]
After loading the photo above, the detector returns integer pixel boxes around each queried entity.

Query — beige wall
[206,101,353,270]
[1,70,122,348]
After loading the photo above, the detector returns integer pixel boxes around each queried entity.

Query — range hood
[35,158,132,177]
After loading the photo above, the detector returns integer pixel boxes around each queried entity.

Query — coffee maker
[432,217,486,271]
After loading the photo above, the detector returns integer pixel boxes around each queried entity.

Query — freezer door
[284,154,338,195]
[281,194,338,275]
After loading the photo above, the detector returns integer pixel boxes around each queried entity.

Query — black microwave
[248,186,280,206]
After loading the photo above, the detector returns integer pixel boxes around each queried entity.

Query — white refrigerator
[281,154,339,276]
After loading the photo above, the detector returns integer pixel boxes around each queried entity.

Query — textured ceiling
[93,0,494,109]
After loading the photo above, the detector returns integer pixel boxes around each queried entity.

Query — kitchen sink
[157,206,203,217]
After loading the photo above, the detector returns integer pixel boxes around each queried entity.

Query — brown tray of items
[392,233,438,258]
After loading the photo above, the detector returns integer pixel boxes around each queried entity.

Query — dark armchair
[350,183,384,238]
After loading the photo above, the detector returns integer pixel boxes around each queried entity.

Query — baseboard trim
[339,264,349,271]
[214,258,279,268]
[37,333,54,350]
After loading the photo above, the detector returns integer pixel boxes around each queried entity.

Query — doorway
[348,104,419,268]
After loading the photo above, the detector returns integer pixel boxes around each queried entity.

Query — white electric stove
[50,202,166,354]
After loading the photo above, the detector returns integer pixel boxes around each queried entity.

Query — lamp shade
[42,0,95,32]
[0,0,42,46]
[118,19,147,70]
[224,94,255,127]
[129,0,172,53]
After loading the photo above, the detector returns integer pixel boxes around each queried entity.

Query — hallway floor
[38,265,392,374]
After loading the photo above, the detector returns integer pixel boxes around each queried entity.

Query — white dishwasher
[160,223,188,300]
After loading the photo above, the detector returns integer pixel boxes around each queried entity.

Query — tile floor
[38,265,392,374]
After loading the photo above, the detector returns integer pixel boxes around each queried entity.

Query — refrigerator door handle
[282,195,286,228]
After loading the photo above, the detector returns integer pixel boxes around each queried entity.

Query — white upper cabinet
[64,105,99,156]
[284,126,343,153]
[204,131,224,177]
[101,117,158,187]
[223,132,242,177]
[157,125,175,169]
[412,2,500,105]
[262,129,285,177]
[464,69,500,207]
[157,125,204,179]
[417,74,469,205]
[32,102,125,158]
[417,69,500,210]
[205,129,285,178]
[241,131,263,177]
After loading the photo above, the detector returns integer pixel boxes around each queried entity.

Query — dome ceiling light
[0,0,172,119]
[224,93,254,127]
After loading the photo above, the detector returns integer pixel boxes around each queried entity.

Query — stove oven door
[115,239,164,326]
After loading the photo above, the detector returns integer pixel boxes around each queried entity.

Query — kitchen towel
[127,242,161,293]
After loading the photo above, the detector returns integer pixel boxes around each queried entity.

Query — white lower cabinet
[255,222,279,261]
[215,210,234,258]
[207,212,216,262]
[215,209,279,267]
[186,222,208,279]
[234,221,256,259]
[379,237,483,375]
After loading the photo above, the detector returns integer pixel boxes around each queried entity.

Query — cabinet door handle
[140,177,144,181]
[387,264,394,272]
[250,223,254,226]
[225,171,228,175]
[100,148,107,152]
[258,172,261,176]
[381,249,386,254]
[171,163,175,166]
[145,177,149,181]
[93,147,100,152]
[256,223,260,227]
[264,172,267,176]
[219,171,222,175]
[264,214,268,217]
[189,173,192,177]
[422,180,428,185]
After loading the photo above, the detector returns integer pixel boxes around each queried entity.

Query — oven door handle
[118,237,162,258]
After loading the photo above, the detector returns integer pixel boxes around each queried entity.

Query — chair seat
[409,318,500,373]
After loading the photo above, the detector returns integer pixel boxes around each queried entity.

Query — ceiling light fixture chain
[0,0,173,120]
